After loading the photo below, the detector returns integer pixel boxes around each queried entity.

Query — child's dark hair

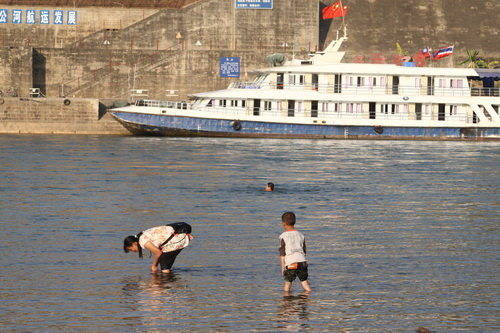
[267,182,274,190]
[123,232,143,258]
[282,212,296,226]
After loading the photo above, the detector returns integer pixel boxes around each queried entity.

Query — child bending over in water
[124,223,192,274]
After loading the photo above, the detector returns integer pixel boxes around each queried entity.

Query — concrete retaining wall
[0,97,128,134]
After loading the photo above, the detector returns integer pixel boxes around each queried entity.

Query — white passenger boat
[109,34,500,140]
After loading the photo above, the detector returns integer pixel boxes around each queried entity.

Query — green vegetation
[459,49,499,68]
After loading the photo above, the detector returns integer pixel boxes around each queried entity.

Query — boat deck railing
[134,99,191,109]
[229,81,500,97]
[126,99,481,123]
[195,105,469,123]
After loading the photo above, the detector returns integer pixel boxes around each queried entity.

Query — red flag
[322,1,349,20]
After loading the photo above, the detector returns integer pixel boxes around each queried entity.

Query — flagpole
[339,1,347,33]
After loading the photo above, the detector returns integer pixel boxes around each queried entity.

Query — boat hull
[109,111,500,140]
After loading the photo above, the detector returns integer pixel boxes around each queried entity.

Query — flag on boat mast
[433,45,454,60]
[322,1,349,20]
[419,47,432,58]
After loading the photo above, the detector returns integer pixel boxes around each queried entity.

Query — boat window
[311,100,318,117]
[449,105,457,115]
[392,76,399,95]
[348,103,353,113]
[357,77,364,87]
[438,104,445,120]
[254,99,261,116]
[221,100,227,107]
[299,75,305,85]
[312,74,319,91]
[207,99,214,107]
[322,102,328,113]
[369,102,376,119]
[242,100,246,107]
[288,100,295,117]
[415,103,422,120]
[277,73,284,89]
[231,100,237,107]
[264,101,272,111]
[427,77,434,95]
[450,79,463,89]
[136,100,144,106]
[334,75,341,93]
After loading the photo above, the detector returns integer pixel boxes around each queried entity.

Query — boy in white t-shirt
[278,212,311,292]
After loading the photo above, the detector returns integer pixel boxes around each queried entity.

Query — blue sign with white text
[54,10,63,24]
[40,10,50,24]
[220,57,240,78]
[0,9,7,23]
[12,9,22,24]
[26,10,36,24]
[0,9,77,24]
[235,0,273,9]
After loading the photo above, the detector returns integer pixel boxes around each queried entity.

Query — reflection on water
[0,135,498,332]
[278,292,310,332]
[123,274,181,329]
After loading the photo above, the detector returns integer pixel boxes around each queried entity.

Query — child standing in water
[279,212,311,292]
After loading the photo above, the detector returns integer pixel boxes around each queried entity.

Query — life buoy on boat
[64,99,71,106]
[0,98,4,105]
[374,126,384,134]
[232,120,242,131]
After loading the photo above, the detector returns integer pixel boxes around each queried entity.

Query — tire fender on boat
[232,120,242,131]
[64,99,71,106]
[374,126,384,134]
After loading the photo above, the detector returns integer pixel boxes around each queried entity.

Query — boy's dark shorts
[284,262,308,282]
[158,249,183,270]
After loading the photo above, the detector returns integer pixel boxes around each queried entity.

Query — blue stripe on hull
[110,112,500,140]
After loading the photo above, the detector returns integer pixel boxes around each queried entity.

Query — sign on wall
[0,9,77,25]
[235,0,273,9]
[220,57,240,78]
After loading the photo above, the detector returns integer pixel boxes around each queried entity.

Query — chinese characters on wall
[0,9,77,25]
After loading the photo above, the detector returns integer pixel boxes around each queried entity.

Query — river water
[0,135,498,332]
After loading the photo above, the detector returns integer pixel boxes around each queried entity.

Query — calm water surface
[0,135,498,332]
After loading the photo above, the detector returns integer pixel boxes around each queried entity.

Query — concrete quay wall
[0,97,128,134]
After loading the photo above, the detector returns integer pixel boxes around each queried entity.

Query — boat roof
[474,68,500,79]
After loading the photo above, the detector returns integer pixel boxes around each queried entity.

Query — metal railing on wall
[60,41,184,97]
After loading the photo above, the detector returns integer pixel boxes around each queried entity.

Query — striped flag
[433,45,454,60]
